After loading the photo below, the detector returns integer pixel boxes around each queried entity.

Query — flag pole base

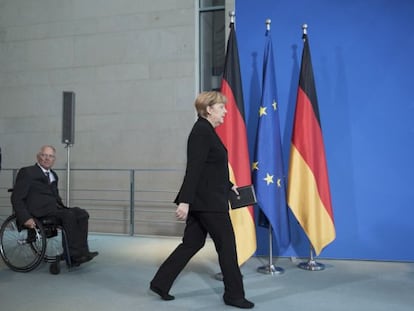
[297,259,325,271]
[257,264,284,275]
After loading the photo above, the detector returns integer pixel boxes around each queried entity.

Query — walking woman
[150,91,254,309]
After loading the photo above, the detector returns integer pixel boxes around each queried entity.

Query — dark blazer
[175,117,232,212]
[11,164,64,224]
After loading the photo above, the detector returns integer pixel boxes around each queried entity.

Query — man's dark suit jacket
[11,164,64,224]
[175,117,232,212]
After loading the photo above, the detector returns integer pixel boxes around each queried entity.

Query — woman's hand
[231,185,239,195]
[176,203,189,221]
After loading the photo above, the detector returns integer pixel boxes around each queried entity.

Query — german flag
[216,21,256,265]
[287,31,335,256]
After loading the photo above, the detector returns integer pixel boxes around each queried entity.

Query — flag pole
[297,245,325,271]
[294,24,326,272]
[215,10,255,281]
[215,10,237,283]
[257,223,284,275]
[256,19,284,275]
[229,9,235,23]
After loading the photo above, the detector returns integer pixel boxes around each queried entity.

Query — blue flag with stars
[252,29,290,252]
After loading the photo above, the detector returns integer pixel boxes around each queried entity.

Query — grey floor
[1,234,413,311]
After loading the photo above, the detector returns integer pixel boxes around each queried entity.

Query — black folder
[229,185,257,209]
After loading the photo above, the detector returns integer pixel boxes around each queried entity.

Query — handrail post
[129,169,135,236]
[12,169,18,185]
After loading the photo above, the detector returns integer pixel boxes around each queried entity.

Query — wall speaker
[62,91,75,145]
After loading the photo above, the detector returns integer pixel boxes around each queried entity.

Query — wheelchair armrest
[39,216,61,226]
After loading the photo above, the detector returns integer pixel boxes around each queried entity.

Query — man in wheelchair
[11,145,98,266]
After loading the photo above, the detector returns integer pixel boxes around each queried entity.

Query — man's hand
[176,203,189,221]
[24,218,36,229]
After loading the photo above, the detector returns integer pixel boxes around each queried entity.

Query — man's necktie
[45,171,51,184]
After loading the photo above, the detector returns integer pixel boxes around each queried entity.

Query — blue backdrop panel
[237,0,414,261]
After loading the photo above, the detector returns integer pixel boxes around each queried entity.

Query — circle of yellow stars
[252,99,281,188]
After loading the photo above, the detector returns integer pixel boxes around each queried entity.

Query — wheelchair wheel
[0,215,47,272]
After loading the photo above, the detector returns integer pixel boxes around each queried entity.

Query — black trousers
[150,211,245,300]
[46,207,90,258]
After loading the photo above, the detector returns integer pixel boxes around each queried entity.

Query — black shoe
[87,251,99,259]
[71,255,90,265]
[149,284,175,301]
[71,251,98,266]
[223,297,254,309]
[70,261,81,267]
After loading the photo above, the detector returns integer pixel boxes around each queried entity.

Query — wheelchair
[0,213,72,274]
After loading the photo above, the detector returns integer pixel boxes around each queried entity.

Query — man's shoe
[223,297,254,309]
[87,251,99,259]
[71,251,98,266]
[70,261,81,267]
[71,255,90,265]
[149,284,175,301]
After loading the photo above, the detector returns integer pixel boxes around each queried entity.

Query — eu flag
[253,28,290,252]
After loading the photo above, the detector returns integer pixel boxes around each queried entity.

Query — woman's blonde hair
[194,91,227,117]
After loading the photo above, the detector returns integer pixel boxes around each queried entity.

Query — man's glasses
[39,154,55,159]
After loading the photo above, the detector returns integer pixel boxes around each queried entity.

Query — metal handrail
[0,167,183,236]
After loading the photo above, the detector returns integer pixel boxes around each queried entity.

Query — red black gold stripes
[287,34,335,256]
[216,22,256,265]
